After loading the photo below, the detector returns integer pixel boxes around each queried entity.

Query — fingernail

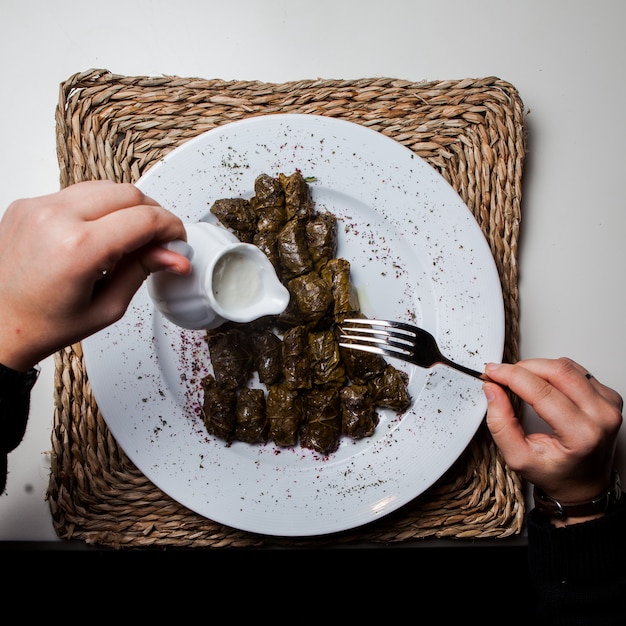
[485,362,501,373]
[483,383,496,402]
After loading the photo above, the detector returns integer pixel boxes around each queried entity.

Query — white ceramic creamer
[147,222,290,330]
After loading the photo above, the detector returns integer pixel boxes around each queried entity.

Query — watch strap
[533,471,622,520]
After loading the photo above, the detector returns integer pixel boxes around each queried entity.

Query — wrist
[0,352,39,373]
[0,321,40,372]
[0,320,45,372]
[533,470,622,525]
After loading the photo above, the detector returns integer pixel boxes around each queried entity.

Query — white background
[1,0,625,542]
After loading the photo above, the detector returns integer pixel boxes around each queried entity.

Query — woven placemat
[48,69,526,548]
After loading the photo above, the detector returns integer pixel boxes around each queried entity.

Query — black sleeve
[527,497,626,625]
[0,363,40,494]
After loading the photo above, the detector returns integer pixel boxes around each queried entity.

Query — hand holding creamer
[147,222,290,330]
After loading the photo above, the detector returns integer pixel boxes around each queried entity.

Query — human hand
[484,358,623,510]
[0,181,191,371]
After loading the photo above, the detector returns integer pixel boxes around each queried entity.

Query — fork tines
[338,318,414,358]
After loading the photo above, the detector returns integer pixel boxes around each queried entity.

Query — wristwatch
[533,470,622,520]
[0,362,40,396]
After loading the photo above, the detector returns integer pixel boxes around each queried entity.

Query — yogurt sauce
[212,251,263,311]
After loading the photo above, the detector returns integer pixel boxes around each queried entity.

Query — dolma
[300,387,341,455]
[321,258,360,317]
[287,271,333,325]
[266,382,304,447]
[234,387,268,444]
[279,171,314,220]
[368,364,412,412]
[306,212,337,271]
[308,329,346,387]
[275,293,307,328]
[340,384,379,439]
[206,327,253,390]
[201,374,237,443]
[200,171,414,454]
[252,230,281,272]
[338,338,387,385]
[277,218,313,279]
[209,198,257,242]
[282,325,312,390]
[251,329,283,385]
[251,173,287,233]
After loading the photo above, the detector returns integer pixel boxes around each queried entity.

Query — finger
[90,245,192,315]
[583,372,624,411]
[89,256,151,324]
[51,181,161,220]
[83,203,187,272]
[484,379,576,481]
[499,358,622,415]
[486,360,623,443]
[484,361,586,434]
[139,245,192,276]
[484,381,532,470]
[102,202,186,245]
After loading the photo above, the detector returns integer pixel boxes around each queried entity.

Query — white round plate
[82,114,504,537]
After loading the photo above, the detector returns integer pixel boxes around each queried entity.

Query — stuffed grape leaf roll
[266,382,304,447]
[321,258,360,317]
[286,271,333,325]
[340,384,378,439]
[335,322,387,385]
[282,325,312,390]
[251,329,283,385]
[251,173,288,233]
[209,197,257,243]
[206,327,254,390]
[279,171,314,220]
[252,230,281,272]
[277,217,314,279]
[201,374,237,443]
[308,329,346,387]
[300,387,342,455]
[275,294,307,328]
[368,364,412,412]
[234,387,268,444]
[306,211,337,272]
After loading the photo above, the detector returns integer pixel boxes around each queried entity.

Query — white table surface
[1,0,625,543]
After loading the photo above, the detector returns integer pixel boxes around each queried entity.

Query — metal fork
[338,318,488,381]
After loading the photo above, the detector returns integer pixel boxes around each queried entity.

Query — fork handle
[441,358,491,382]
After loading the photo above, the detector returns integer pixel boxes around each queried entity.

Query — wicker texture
[49,69,525,548]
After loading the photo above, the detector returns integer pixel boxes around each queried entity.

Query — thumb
[484,382,528,469]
